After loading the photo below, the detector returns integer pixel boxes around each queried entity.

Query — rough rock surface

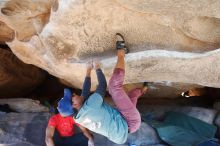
[93,122,162,146]
[0,21,14,43]
[138,105,218,124]
[1,0,220,89]
[0,48,46,98]
[0,112,50,146]
[0,98,49,112]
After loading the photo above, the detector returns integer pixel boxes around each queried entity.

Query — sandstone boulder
[0,0,220,89]
[0,21,14,43]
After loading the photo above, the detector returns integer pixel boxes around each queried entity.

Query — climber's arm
[78,125,95,146]
[45,126,55,146]
[81,65,92,100]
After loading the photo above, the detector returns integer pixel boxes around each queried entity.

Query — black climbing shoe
[116,33,129,54]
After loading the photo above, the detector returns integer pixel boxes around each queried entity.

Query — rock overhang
[0,0,220,89]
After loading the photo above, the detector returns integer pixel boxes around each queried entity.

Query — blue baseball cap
[57,88,74,117]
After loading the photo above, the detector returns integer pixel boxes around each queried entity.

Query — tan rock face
[1,0,51,41]
[0,21,14,43]
[1,0,220,89]
[0,48,46,98]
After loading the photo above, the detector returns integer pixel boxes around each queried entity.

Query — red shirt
[48,114,79,137]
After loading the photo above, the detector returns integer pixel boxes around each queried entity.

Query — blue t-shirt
[74,93,128,144]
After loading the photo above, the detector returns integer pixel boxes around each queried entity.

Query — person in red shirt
[45,89,94,146]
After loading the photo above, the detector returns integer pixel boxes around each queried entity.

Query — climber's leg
[108,33,141,133]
